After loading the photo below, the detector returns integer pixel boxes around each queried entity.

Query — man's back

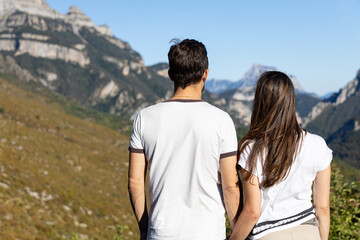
[130,99,237,239]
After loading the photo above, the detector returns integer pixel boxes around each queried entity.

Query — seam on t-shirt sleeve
[220,151,238,159]
[128,147,145,153]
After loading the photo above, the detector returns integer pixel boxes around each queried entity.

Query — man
[128,39,240,240]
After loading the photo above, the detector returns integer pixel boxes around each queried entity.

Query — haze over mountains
[0,1,359,238]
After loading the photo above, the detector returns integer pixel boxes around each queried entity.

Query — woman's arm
[230,169,261,240]
[313,165,331,240]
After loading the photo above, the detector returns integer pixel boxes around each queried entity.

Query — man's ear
[168,69,174,81]
[202,69,209,83]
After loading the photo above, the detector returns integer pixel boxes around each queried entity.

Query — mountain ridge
[206,63,305,94]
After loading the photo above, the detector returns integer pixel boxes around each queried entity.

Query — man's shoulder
[201,101,231,117]
[135,100,231,120]
[135,102,166,115]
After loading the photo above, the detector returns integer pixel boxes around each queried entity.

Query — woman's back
[231,71,332,240]
[238,131,332,239]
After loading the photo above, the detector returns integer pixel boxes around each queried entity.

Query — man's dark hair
[168,39,208,89]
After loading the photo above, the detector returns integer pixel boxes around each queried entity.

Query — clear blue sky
[46,0,360,96]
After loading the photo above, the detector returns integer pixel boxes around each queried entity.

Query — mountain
[218,85,320,127]
[0,0,173,119]
[204,64,315,127]
[321,91,336,99]
[305,69,360,169]
[206,63,305,94]
[205,79,234,94]
[0,76,138,239]
[303,69,360,127]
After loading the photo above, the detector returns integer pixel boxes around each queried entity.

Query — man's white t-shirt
[129,99,238,240]
[238,131,332,239]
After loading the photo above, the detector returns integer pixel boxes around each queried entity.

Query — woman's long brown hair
[238,71,304,188]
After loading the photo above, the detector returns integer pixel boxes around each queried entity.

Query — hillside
[0,77,137,239]
[0,1,173,119]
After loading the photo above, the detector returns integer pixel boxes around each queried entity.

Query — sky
[46,0,360,96]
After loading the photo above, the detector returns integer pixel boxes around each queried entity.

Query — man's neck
[171,85,203,100]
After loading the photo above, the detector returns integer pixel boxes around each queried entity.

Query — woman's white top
[238,131,332,239]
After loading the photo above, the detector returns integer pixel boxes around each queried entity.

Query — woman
[230,71,332,240]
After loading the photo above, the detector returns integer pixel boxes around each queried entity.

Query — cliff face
[0,0,172,118]
[303,71,360,127]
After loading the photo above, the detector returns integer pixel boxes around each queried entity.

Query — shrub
[329,165,360,239]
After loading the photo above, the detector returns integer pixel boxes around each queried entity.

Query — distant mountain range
[205,63,305,94]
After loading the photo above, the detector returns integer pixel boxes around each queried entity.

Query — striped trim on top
[250,206,316,238]
[128,147,145,154]
[162,99,203,103]
[220,151,238,159]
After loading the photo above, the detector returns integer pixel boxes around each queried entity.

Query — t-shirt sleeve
[316,137,333,172]
[129,111,144,153]
[237,143,259,177]
[219,113,238,159]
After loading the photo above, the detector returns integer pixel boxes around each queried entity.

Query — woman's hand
[230,169,261,240]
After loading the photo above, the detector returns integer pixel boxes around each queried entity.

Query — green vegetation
[0,77,137,239]
[329,165,360,239]
[0,71,132,135]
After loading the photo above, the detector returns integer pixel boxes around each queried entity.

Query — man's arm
[313,165,331,240]
[220,155,241,229]
[128,152,148,239]
[230,169,261,240]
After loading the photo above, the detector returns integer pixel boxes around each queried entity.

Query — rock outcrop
[0,0,64,20]
[303,70,360,127]
[0,54,35,81]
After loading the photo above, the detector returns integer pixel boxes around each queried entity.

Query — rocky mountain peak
[332,71,359,105]
[240,63,277,86]
[240,63,304,91]
[0,1,113,36]
[66,6,94,28]
[0,0,64,19]
[303,68,360,127]
[65,6,113,36]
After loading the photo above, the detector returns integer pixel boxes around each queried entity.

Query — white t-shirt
[238,131,332,239]
[129,99,238,240]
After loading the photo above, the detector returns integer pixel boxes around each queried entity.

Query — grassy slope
[0,77,137,239]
